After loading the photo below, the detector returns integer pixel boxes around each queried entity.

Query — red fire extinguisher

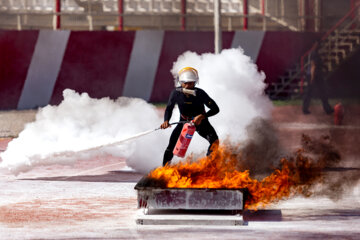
[334,103,344,125]
[173,121,196,158]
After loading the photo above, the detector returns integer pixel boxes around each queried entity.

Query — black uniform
[163,87,219,166]
[302,50,333,114]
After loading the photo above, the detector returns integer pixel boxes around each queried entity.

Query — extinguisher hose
[49,121,191,178]
[52,120,190,158]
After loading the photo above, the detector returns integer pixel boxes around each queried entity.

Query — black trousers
[163,118,219,166]
[303,78,333,114]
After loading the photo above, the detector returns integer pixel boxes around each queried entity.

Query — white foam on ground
[0,48,272,175]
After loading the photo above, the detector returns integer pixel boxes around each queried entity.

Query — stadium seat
[0,0,11,11]
[8,0,24,11]
[221,0,242,13]
[170,0,181,13]
[136,0,150,13]
[102,0,117,12]
[194,0,209,14]
[124,0,136,13]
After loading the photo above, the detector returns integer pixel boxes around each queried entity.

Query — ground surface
[0,104,360,240]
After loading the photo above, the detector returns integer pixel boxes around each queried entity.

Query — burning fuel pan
[135,187,246,210]
[134,177,248,226]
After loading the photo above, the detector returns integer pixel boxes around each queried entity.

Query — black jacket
[164,87,219,121]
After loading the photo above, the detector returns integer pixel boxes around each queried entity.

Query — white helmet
[177,67,199,84]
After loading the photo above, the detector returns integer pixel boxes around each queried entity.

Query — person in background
[160,67,220,166]
[303,42,334,115]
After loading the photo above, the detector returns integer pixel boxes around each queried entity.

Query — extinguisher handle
[155,121,190,131]
[170,121,189,125]
[190,120,195,126]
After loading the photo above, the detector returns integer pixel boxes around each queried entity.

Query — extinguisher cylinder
[173,122,196,158]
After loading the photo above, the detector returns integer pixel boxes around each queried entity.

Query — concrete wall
[0,29,333,110]
[321,0,352,30]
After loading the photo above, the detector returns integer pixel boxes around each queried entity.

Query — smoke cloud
[0,90,168,174]
[171,49,273,142]
[0,48,273,175]
[236,117,284,176]
[297,134,360,201]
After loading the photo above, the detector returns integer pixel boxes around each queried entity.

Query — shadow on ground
[243,209,282,221]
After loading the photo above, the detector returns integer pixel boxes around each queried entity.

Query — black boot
[206,140,219,157]
[163,149,173,166]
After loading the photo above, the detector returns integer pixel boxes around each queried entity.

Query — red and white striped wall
[0,30,320,110]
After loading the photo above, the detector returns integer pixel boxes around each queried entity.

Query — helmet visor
[178,69,198,84]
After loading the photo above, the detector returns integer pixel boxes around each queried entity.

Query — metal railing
[300,2,360,93]
[0,12,320,31]
[0,0,349,31]
[268,2,360,99]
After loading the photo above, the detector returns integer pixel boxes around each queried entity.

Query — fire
[149,144,324,209]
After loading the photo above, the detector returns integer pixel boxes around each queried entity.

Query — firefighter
[302,43,333,115]
[160,67,220,166]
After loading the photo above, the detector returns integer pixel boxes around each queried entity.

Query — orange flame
[149,144,323,209]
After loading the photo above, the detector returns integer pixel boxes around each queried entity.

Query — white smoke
[0,48,272,175]
[0,90,168,174]
[172,48,272,143]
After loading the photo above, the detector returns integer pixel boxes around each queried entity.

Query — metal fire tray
[134,177,247,211]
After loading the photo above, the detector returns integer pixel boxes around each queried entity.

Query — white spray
[0,48,272,175]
